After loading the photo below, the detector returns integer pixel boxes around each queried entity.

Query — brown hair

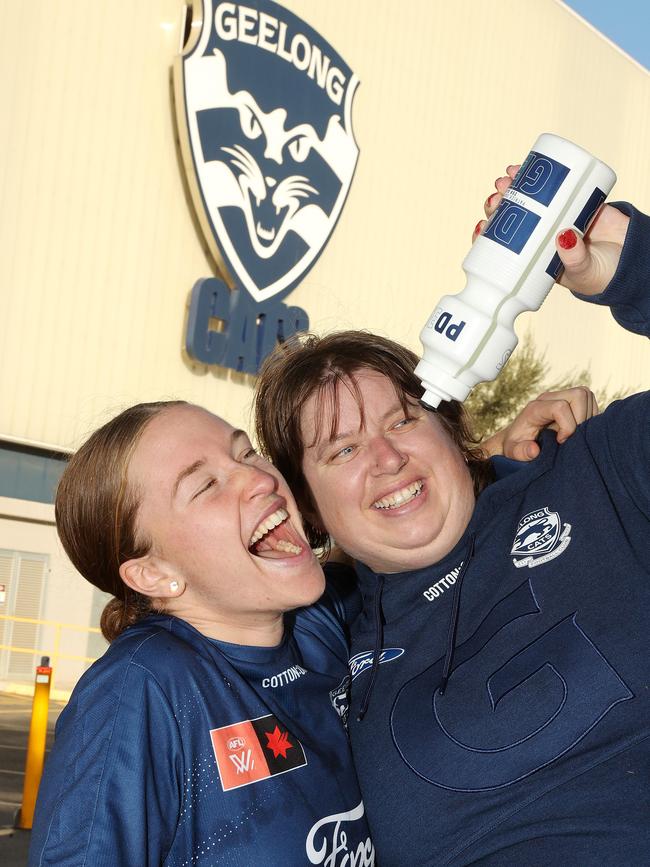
[55,401,187,642]
[254,330,493,554]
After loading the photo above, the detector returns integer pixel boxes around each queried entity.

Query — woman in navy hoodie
[29,402,375,866]
[255,191,650,865]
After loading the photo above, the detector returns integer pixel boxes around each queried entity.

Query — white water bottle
[415,133,616,407]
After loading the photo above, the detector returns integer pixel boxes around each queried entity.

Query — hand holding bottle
[476,167,630,297]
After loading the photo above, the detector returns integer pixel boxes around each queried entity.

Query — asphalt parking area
[0,692,65,865]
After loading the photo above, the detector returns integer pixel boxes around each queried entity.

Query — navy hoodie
[346,204,650,865]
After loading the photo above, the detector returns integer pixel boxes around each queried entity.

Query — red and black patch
[210,713,307,791]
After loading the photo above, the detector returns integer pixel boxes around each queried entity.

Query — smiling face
[126,405,324,643]
[300,371,476,574]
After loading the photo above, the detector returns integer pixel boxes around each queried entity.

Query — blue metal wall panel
[0,444,67,505]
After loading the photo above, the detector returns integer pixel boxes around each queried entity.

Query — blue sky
[563,0,650,70]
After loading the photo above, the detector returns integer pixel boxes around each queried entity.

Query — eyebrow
[313,401,405,462]
[171,430,251,500]
[172,459,207,500]
[231,429,249,448]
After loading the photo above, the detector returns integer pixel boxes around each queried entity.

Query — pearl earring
[170,580,179,593]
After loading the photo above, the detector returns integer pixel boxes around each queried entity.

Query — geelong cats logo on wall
[175,0,359,373]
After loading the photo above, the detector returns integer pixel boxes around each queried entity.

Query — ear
[119,555,183,601]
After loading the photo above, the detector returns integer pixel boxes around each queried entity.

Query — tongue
[251,521,305,559]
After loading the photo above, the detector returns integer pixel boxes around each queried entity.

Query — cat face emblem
[175,0,359,303]
[511,507,572,568]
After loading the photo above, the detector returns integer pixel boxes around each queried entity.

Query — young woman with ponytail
[29,401,374,866]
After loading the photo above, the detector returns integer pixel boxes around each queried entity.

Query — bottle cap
[415,358,472,407]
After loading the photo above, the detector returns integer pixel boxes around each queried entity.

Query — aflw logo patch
[511,506,571,569]
[210,713,307,791]
[175,0,359,303]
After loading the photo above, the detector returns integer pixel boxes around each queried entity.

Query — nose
[368,436,407,475]
[239,463,278,500]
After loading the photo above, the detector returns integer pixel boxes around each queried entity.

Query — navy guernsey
[29,586,374,866]
[344,204,650,865]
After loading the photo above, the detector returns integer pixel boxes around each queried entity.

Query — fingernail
[557,229,577,249]
[474,221,483,236]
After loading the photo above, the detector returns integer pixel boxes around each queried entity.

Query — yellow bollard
[16,656,52,830]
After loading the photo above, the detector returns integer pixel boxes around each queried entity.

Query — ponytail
[100,593,153,642]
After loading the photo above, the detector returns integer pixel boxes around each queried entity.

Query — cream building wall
[0,497,93,694]
[0,1,648,686]
[1,0,649,452]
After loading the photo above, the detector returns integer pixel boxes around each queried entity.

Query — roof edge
[554,0,649,78]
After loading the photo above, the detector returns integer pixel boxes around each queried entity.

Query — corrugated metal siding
[0,0,648,453]
[0,550,47,678]
[0,553,13,650]
[8,554,47,676]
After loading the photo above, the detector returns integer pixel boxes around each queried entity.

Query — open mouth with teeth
[372,480,424,511]
[248,507,306,559]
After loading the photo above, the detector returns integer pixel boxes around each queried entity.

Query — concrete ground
[0,692,65,866]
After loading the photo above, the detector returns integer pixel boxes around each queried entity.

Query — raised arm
[476,169,649,461]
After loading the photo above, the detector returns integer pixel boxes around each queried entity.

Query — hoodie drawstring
[438,533,475,697]
[357,574,385,722]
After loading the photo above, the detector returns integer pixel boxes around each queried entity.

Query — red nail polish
[474,221,483,236]
[557,229,577,249]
